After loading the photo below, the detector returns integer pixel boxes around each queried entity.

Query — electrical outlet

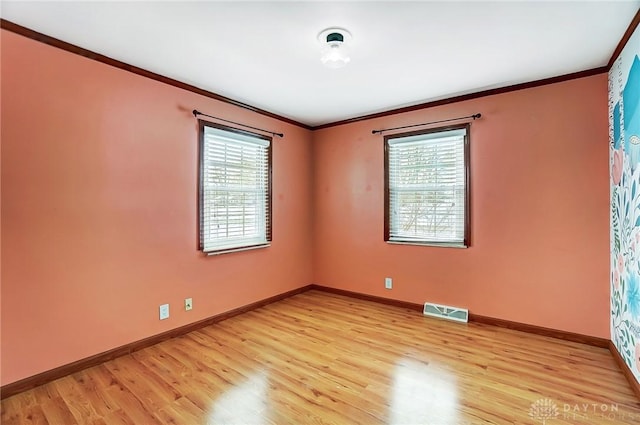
[159,303,170,320]
[385,277,393,289]
[185,298,193,311]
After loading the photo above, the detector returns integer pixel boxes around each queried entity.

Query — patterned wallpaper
[610,24,640,384]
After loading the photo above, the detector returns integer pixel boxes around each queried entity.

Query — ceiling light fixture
[318,27,352,69]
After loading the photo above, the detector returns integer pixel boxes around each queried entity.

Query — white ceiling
[2,1,639,127]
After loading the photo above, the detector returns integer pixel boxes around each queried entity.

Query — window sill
[204,243,270,256]
[386,241,468,249]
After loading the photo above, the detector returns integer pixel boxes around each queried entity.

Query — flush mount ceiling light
[318,27,352,69]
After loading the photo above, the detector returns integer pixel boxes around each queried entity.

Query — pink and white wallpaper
[610,22,640,384]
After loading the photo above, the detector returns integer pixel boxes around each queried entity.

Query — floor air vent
[423,302,469,323]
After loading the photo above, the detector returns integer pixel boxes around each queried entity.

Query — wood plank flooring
[2,290,639,424]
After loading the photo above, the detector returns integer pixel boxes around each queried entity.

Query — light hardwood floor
[2,290,639,424]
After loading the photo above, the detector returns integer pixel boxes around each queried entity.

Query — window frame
[383,123,470,248]
[197,120,273,255]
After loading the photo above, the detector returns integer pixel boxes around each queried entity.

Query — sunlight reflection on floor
[207,370,269,424]
[388,358,458,425]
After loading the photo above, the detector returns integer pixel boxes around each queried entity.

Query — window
[384,124,469,247]
[198,121,272,254]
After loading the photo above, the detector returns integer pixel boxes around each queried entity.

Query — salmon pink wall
[0,30,314,385]
[313,75,610,338]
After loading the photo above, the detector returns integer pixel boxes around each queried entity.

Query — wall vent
[423,302,468,323]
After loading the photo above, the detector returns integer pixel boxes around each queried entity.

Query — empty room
[2,1,640,424]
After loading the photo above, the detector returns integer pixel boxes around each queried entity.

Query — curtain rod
[193,110,284,138]
[372,113,481,135]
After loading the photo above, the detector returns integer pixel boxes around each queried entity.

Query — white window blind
[387,128,467,246]
[200,125,271,254]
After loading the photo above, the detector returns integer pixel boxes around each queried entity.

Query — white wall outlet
[385,277,393,289]
[185,298,193,311]
[159,303,170,320]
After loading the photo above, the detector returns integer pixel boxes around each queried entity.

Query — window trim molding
[197,119,273,255]
[383,123,471,247]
